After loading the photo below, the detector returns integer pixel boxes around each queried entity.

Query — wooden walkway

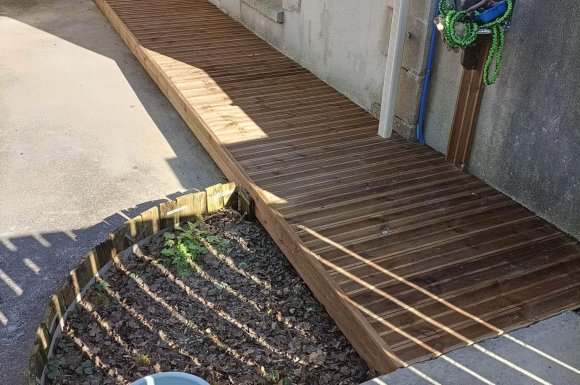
[95,0,580,373]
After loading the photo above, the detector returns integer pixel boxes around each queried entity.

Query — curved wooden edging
[29,183,237,385]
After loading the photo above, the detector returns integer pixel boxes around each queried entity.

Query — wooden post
[446,36,491,170]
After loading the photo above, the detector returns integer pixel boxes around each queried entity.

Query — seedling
[57,341,73,353]
[263,370,293,385]
[134,353,151,366]
[161,221,230,277]
[95,280,110,292]
[46,358,64,380]
[264,370,280,382]
[75,360,93,375]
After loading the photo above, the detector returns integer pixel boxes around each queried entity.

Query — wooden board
[446,37,491,171]
[94,0,580,373]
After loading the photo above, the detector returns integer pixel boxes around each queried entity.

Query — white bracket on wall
[378,0,410,138]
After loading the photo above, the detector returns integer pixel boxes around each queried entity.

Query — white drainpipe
[378,0,410,138]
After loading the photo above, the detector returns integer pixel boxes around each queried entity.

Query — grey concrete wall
[424,0,580,239]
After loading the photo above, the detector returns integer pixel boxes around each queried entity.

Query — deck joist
[94,0,580,372]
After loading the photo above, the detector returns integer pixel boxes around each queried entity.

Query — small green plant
[57,340,73,353]
[161,221,230,277]
[75,359,93,376]
[263,370,292,385]
[91,292,111,309]
[264,370,280,382]
[205,234,233,255]
[94,280,110,292]
[46,358,64,380]
[134,353,151,366]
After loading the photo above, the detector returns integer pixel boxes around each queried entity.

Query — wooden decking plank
[302,191,507,246]
[166,64,305,84]
[189,89,353,111]
[181,78,325,99]
[217,97,356,122]
[245,140,409,174]
[206,107,371,129]
[228,131,377,158]
[300,187,500,235]
[96,0,580,373]
[214,116,380,146]
[312,203,529,259]
[321,210,537,272]
[394,284,580,363]
[302,195,522,255]
[216,118,376,145]
[254,149,438,187]
[278,169,466,214]
[355,237,575,317]
[222,102,368,133]
[337,221,559,292]
[285,180,490,226]
[238,138,393,167]
[274,166,460,207]
[378,257,580,346]
[282,174,475,221]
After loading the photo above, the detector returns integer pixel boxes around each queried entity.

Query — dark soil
[48,209,374,385]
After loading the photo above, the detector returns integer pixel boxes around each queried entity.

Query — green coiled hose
[439,0,513,85]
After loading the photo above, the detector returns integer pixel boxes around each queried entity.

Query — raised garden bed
[31,184,374,385]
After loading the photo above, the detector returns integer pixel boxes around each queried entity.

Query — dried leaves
[49,209,374,385]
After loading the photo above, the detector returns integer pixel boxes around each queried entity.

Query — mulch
[48,209,375,385]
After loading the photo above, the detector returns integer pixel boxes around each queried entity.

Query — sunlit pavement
[362,311,580,385]
[0,0,224,383]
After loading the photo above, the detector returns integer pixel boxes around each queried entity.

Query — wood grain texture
[94,0,580,372]
[446,37,491,171]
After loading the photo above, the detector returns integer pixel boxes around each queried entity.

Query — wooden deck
[95,0,580,373]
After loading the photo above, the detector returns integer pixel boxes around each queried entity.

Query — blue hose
[416,3,439,144]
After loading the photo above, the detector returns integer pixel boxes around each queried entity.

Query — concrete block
[282,0,301,12]
[393,116,416,140]
[395,68,423,125]
[402,16,431,75]
[242,0,284,23]
[369,101,382,119]
[240,1,284,47]
[409,0,433,21]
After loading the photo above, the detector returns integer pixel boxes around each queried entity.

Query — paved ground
[363,311,580,385]
[0,0,224,383]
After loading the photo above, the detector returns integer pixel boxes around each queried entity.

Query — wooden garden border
[29,183,236,385]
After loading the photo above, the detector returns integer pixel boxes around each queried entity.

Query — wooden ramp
[95,0,580,372]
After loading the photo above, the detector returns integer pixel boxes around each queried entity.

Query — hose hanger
[435,0,514,85]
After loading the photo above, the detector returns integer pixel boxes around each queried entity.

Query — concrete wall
[424,0,580,239]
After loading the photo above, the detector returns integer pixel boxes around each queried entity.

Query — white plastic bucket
[130,372,210,385]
